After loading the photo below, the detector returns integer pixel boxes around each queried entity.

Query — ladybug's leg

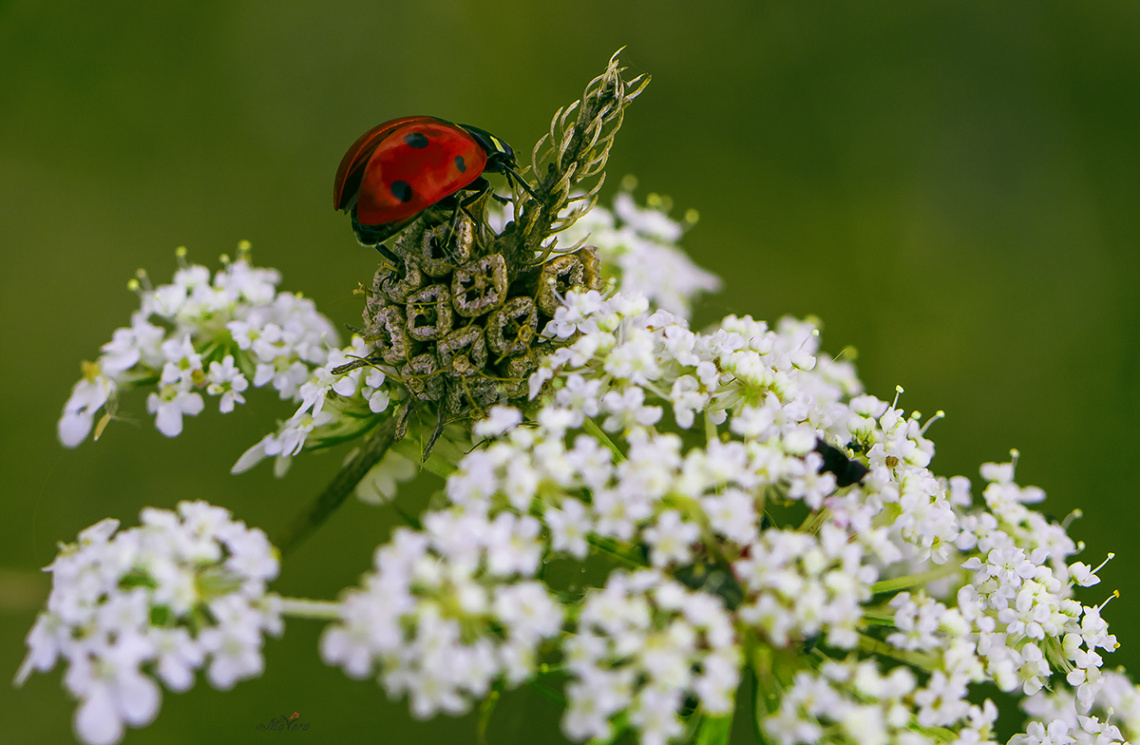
[437,178,492,253]
[352,211,408,254]
[457,177,492,209]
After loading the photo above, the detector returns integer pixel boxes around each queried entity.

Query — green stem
[747,650,778,745]
[582,417,625,461]
[908,723,957,743]
[870,563,964,595]
[703,410,719,446]
[273,415,400,556]
[859,610,897,627]
[798,507,832,535]
[587,534,645,568]
[527,679,567,707]
[856,633,939,670]
[675,495,735,572]
[278,597,342,620]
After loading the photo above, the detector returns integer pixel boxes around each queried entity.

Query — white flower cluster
[319,509,563,718]
[57,243,339,446]
[765,658,997,745]
[16,501,282,745]
[565,570,740,745]
[1019,669,1136,745]
[43,193,1140,745]
[388,289,1137,744]
[492,190,721,319]
[736,525,879,651]
[558,191,720,319]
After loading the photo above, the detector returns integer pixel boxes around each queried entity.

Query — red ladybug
[333,115,521,244]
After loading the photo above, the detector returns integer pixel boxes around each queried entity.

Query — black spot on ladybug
[404,132,428,148]
[454,155,467,173]
[390,180,414,203]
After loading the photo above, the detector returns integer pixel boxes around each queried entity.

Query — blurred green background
[3,1,1139,743]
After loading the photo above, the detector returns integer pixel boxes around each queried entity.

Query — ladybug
[333,115,523,244]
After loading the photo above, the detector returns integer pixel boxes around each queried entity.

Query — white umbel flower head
[16,502,282,745]
[57,244,338,447]
[320,510,564,719]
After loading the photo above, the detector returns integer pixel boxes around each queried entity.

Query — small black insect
[813,439,869,487]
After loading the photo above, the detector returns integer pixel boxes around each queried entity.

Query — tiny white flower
[641,513,704,567]
[546,499,592,558]
[146,384,204,437]
[205,355,249,413]
[474,405,523,438]
[59,371,114,447]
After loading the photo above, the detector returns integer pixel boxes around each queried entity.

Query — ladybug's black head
[458,123,517,173]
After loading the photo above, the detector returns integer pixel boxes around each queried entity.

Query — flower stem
[869,563,964,595]
[278,597,342,620]
[582,417,625,461]
[587,534,646,568]
[856,632,939,670]
[274,415,400,556]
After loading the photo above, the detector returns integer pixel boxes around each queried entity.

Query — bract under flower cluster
[16,502,281,745]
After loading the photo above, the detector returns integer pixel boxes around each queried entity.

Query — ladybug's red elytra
[333,116,521,244]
